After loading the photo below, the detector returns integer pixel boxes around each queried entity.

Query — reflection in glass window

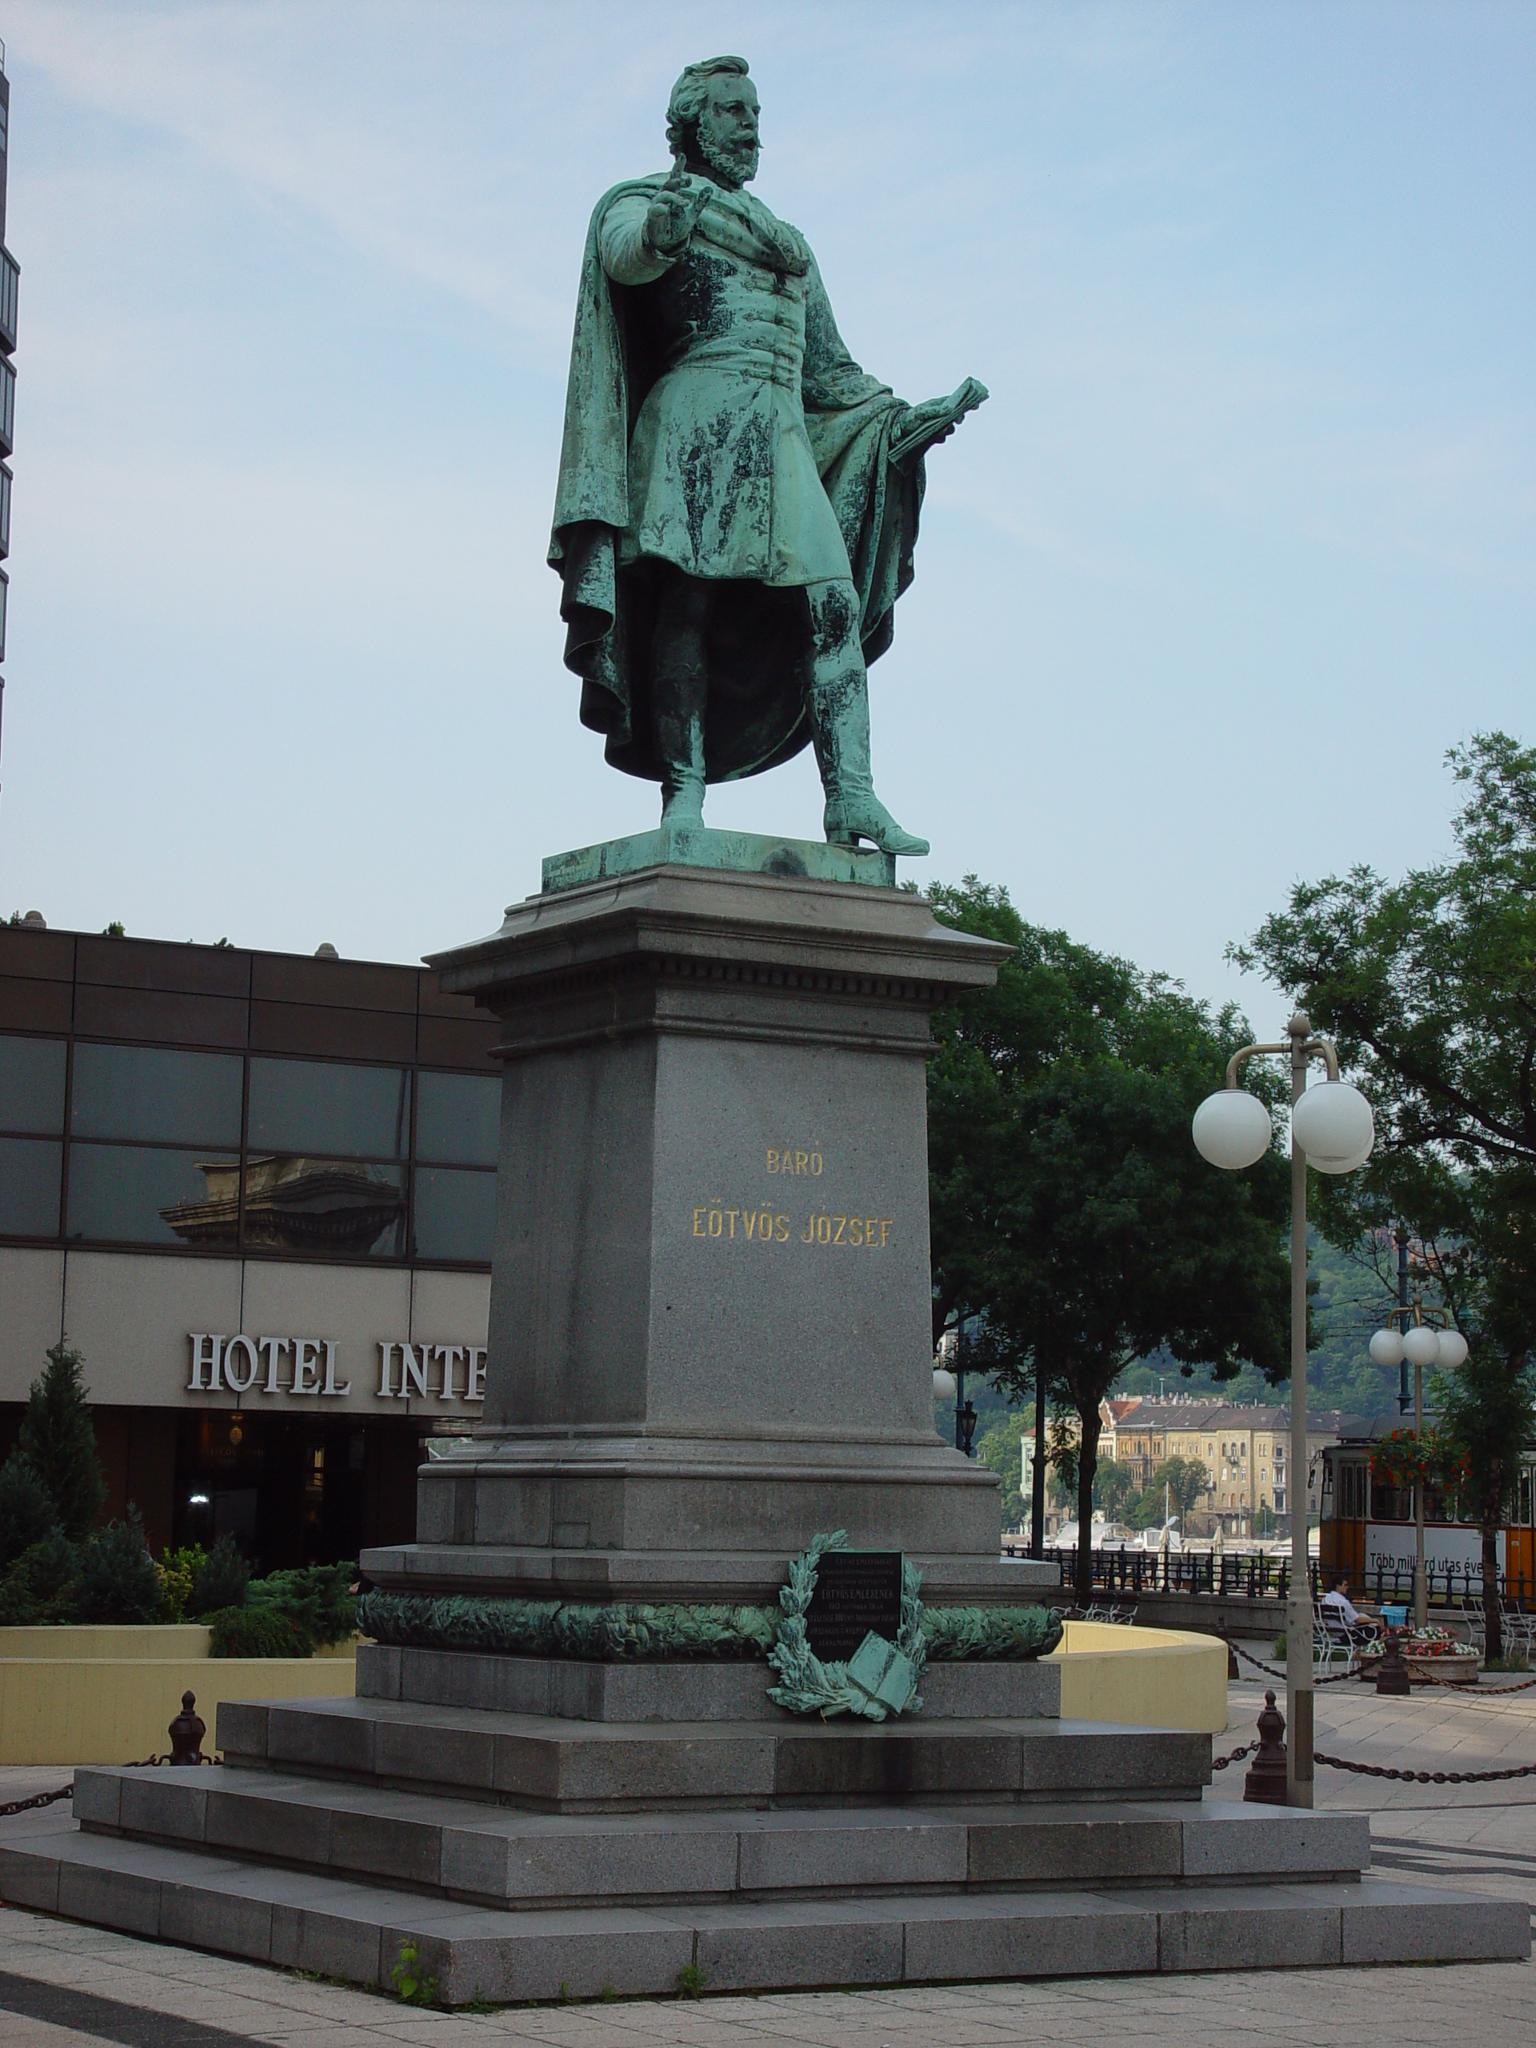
[71,1044,243,1146]
[0,1137,62,1236]
[416,1071,499,1166]
[248,1058,410,1160]
[67,1144,239,1246]
[414,1166,496,1262]
[238,1154,406,1259]
[0,1035,67,1134]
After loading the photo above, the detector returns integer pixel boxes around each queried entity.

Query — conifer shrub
[0,1531,82,1625]
[0,1453,58,1572]
[17,1343,106,1541]
[72,1508,163,1624]
[187,1533,250,1617]
[206,1603,311,1659]
[246,1563,356,1649]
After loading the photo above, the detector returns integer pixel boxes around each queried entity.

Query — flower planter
[1359,1646,1481,1687]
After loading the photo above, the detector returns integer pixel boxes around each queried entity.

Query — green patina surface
[545,55,983,858]
[355,1589,1062,1666]
[542,825,896,895]
[765,1530,926,1720]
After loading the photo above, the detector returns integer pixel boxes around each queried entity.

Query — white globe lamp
[932,1367,958,1400]
[1192,1089,1273,1171]
[1309,1132,1374,1176]
[1402,1325,1441,1368]
[1436,1330,1469,1370]
[1291,1081,1374,1169]
[1368,1328,1404,1368]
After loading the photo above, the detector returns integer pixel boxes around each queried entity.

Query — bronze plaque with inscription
[805,1550,903,1661]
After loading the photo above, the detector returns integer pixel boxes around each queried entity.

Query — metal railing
[1037,1546,1535,1608]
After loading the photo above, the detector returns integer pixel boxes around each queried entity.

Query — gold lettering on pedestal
[765,1147,824,1176]
[690,1202,892,1248]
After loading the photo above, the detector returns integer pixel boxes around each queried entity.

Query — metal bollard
[1244,1689,1288,1805]
[1374,1626,1411,1697]
[167,1690,207,1767]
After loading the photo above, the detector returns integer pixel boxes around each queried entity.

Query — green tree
[74,1508,162,1624]
[1149,1454,1211,1529]
[17,1343,106,1542]
[0,1454,57,1572]
[973,1408,1029,1527]
[1235,733,1536,1654]
[927,880,1291,1600]
[1094,1459,1137,1523]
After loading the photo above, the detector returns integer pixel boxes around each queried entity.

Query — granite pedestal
[3,853,1524,1999]
[366,861,1051,1610]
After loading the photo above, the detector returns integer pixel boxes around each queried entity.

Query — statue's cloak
[548,175,925,785]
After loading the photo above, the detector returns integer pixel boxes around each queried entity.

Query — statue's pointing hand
[644,156,711,257]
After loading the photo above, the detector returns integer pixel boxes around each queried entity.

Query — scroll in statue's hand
[643,157,711,256]
[889,379,989,466]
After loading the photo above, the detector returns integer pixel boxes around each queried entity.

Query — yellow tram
[1319,1436,1536,1602]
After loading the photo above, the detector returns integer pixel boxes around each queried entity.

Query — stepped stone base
[0,1689,1526,2002]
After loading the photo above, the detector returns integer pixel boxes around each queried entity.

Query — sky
[0,0,1531,1024]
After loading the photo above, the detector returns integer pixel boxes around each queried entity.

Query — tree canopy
[1235,732,1536,1649]
[926,879,1291,1596]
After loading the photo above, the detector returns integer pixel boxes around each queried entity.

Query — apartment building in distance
[1100,1394,1352,1535]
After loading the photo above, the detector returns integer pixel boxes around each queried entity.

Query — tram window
[1371,1478,1413,1521]
[1337,1465,1367,1519]
[1519,1469,1535,1526]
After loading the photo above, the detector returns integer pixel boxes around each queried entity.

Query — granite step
[70,1766,1371,1909]
[0,1820,1523,2005]
[214,1694,1213,1812]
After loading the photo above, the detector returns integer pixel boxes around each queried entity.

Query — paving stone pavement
[2,1647,1535,2044]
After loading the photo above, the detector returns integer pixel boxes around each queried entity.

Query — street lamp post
[932,1314,979,1459]
[1192,1012,1375,1809]
[1368,1304,1469,1629]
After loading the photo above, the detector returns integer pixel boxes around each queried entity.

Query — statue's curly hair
[665,54,750,158]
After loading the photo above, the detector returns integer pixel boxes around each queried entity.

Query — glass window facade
[414,1166,496,1263]
[67,1143,240,1247]
[248,1056,410,1160]
[416,1071,499,1167]
[0,1026,493,1265]
[0,1136,61,1236]
[0,1033,65,1132]
[72,1043,242,1145]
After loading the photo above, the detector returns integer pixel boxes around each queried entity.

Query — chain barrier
[0,1749,224,1823]
[1407,1662,1536,1696]
[1210,1742,1257,1771]
[1313,1749,1536,1784]
[1224,1637,1360,1685]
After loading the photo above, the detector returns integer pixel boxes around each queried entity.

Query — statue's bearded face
[694,74,760,187]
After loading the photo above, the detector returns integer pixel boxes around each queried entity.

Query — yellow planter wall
[0,1627,356,1766]
[1050,1619,1228,1734]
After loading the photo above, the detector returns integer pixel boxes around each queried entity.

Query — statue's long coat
[548,174,925,785]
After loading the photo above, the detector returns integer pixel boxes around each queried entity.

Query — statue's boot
[810,672,929,858]
[656,704,706,828]
[659,684,712,827]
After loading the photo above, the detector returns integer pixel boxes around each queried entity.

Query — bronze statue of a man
[549,56,984,857]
